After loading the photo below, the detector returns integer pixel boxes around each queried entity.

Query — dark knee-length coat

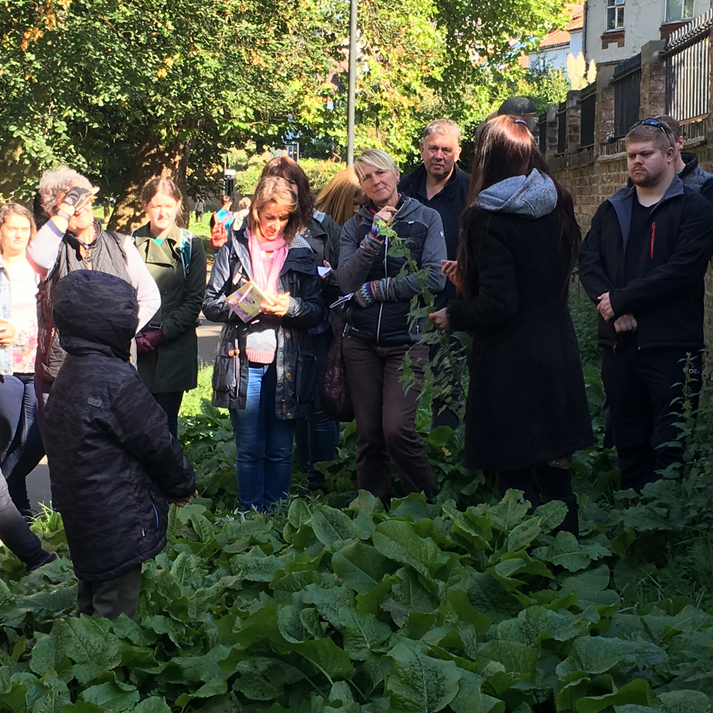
[446,170,594,471]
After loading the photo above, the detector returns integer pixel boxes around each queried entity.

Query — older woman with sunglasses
[27,168,160,432]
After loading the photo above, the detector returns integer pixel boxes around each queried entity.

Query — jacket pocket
[212,353,237,394]
[295,353,316,402]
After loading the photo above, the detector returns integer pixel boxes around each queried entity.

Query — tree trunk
[107,125,196,233]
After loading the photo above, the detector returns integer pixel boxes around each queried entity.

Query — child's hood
[52,270,139,360]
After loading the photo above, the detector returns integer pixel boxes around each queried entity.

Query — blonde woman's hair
[353,149,399,182]
[247,176,300,242]
[0,203,36,253]
[38,167,93,215]
[314,167,366,227]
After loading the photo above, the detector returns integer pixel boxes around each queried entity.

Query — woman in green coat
[133,177,207,437]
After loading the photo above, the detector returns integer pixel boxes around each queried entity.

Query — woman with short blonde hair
[337,149,447,505]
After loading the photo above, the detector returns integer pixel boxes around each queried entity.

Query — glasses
[631,118,674,146]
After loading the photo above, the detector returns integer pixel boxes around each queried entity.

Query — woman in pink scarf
[203,176,325,511]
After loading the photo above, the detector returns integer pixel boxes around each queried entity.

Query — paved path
[25,320,222,512]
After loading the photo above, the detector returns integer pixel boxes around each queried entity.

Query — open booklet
[226,281,275,322]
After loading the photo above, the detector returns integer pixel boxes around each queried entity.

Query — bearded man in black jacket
[579,119,713,492]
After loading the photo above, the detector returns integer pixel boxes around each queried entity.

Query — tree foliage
[0,0,339,210]
[0,0,568,224]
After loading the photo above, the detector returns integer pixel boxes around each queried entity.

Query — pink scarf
[247,228,288,295]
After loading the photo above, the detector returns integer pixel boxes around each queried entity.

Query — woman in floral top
[0,203,44,517]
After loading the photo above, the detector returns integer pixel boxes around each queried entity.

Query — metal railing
[663,9,712,122]
[612,53,641,137]
[537,112,547,154]
[556,102,567,154]
[579,82,596,148]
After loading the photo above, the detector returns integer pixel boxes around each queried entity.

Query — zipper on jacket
[375,231,388,345]
[649,221,656,259]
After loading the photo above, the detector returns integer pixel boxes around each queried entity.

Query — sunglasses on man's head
[631,118,674,146]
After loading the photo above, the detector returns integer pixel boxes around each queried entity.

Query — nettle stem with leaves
[376,221,469,420]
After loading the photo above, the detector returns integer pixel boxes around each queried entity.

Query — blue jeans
[0,374,45,513]
[230,363,296,511]
[295,328,339,489]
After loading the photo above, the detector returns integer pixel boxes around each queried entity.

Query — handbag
[320,312,354,422]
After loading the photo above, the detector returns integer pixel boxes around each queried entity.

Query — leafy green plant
[376,221,470,422]
[6,273,713,711]
[4,487,713,711]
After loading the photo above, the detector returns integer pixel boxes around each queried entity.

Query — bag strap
[179,229,192,278]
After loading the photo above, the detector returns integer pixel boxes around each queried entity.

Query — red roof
[539,2,584,49]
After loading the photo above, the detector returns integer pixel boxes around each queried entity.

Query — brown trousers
[342,338,435,503]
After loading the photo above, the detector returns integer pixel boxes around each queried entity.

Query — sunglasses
[631,118,674,146]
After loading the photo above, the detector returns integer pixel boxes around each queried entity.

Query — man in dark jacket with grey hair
[398,119,471,428]
[44,270,196,620]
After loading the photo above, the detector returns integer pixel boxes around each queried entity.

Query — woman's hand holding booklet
[226,281,276,322]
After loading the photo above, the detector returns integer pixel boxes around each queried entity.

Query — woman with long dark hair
[430,115,593,534]
[338,149,446,505]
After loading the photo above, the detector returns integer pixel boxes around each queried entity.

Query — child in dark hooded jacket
[43,270,197,620]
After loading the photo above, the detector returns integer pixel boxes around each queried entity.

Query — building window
[666,0,694,22]
[607,0,625,30]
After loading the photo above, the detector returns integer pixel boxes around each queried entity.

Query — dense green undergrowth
[4,294,713,711]
[4,472,713,712]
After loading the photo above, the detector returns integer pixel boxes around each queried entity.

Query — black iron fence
[579,82,596,148]
[539,25,713,158]
[557,102,567,154]
[663,9,712,122]
[538,112,547,155]
[612,53,641,137]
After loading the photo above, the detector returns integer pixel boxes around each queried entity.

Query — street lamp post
[347,0,357,165]
[224,168,236,197]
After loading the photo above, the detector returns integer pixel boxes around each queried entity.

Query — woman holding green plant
[337,149,447,505]
[429,115,593,534]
